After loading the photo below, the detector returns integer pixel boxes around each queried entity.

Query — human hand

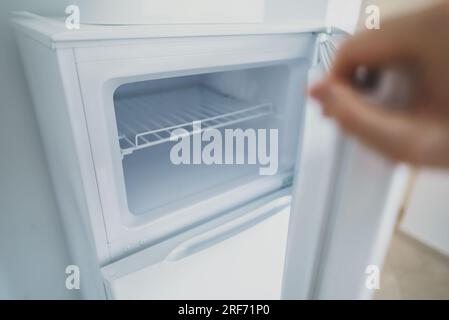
[310,1,449,167]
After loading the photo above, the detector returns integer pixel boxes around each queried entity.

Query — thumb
[310,79,376,132]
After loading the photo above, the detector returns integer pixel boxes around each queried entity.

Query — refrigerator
[12,0,407,300]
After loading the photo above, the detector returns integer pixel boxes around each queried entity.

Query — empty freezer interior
[113,61,307,220]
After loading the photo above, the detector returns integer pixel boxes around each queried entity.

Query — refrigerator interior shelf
[116,86,274,155]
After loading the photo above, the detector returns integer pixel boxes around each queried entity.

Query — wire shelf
[115,86,273,156]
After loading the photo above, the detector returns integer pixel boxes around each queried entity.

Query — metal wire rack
[115,86,273,156]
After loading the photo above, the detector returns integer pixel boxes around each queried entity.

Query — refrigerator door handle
[165,196,291,261]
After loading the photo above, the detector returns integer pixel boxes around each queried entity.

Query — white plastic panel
[283,30,404,299]
[103,205,290,300]
[12,12,323,49]
[282,62,344,299]
[314,144,402,300]
[74,33,315,262]
[14,26,108,298]
[71,0,265,24]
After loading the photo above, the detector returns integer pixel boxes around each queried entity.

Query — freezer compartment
[113,62,306,218]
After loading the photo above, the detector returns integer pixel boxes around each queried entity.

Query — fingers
[309,79,433,165]
[308,3,449,167]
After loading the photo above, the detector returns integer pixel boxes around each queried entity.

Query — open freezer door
[282,31,409,299]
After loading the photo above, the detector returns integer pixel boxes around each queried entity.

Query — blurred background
[361,0,449,299]
[363,0,440,18]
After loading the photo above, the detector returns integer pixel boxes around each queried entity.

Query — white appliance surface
[11,2,405,300]
[13,11,323,47]
[71,0,265,25]
[70,31,315,262]
[103,199,291,299]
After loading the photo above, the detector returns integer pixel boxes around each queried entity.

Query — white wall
[0,0,78,299]
[361,0,448,258]
[400,170,449,257]
[361,0,441,19]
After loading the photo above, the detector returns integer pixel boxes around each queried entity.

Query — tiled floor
[375,231,449,299]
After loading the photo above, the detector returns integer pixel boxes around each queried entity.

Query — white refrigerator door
[102,194,292,299]
[282,34,408,299]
